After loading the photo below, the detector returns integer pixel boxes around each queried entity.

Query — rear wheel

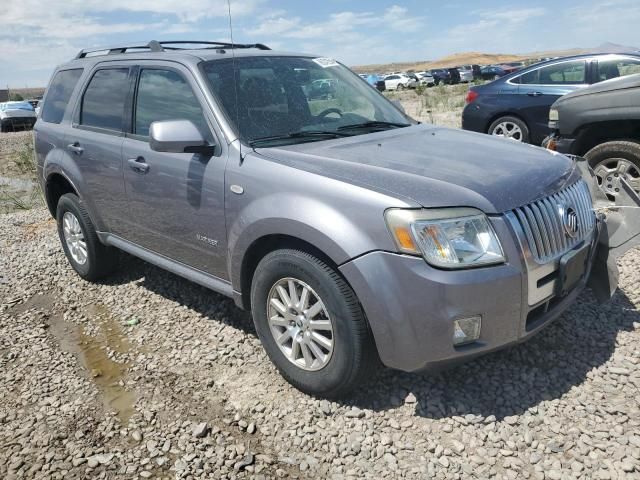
[250,249,377,398]
[488,116,530,143]
[585,141,640,200]
[396,83,405,91]
[56,193,118,281]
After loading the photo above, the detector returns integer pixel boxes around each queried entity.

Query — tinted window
[597,58,640,81]
[80,69,129,131]
[387,75,399,80]
[518,61,586,85]
[135,69,208,138]
[41,69,83,124]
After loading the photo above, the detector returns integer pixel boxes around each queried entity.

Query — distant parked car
[457,64,481,81]
[429,69,450,85]
[462,53,640,145]
[447,68,461,85]
[543,73,640,200]
[416,71,435,87]
[307,78,337,100]
[383,74,412,91]
[479,65,509,80]
[359,73,380,87]
[0,101,37,132]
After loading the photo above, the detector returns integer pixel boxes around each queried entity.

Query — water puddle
[11,296,137,423]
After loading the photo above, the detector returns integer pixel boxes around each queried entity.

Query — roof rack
[75,40,271,59]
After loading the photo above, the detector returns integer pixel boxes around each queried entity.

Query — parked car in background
[429,68,451,85]
[416,71,435,87]
[447,68,461,85]
[462,53,640,145]
[382,73,412,91]
[359,73,381,87]
[479,65,509,80]
[457,64,481,81]
[0,101,37,131]
[543,73,640,200]
[307,78,337,100]
[35,40,639,398]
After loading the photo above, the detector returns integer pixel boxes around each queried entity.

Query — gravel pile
[1,207,639,479]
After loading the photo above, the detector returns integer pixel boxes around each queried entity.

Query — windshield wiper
[336,121,411,132]
[249,130,351,147]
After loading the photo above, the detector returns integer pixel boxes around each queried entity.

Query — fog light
[453,316,481,346]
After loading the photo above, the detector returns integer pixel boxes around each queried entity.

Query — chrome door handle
[128,157,150,174]
[527,91,543,97]
[67,142,84,155]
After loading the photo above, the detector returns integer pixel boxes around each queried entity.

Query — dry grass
[386,83,470,129]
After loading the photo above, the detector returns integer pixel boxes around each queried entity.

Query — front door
[515,60,589,144]
[122,65,228,279]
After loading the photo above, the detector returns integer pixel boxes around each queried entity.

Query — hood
[555,73,640,105]
[255,124,578,214]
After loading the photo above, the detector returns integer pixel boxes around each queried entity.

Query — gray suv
[34,41,640,398]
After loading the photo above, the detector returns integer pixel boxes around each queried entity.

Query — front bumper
[340,216,600,372]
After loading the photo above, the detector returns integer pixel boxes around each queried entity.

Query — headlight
[385,208,505,268]
[549,108,559,122]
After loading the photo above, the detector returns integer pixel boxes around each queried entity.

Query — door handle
[527,91,543,97]
[67,142,84,155]
[128,157,150,174]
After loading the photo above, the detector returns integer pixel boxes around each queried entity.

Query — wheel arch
[573,120,640,156]
[44,172,78,218]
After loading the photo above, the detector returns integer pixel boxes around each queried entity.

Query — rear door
[62,65,134,234]
[514,59,590,144]
[121,63,228,278]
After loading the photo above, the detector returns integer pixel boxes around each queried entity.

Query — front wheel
[488,116,530,143]
[251,249,377,398]
[396,84,405,91]
[585,140,640,200]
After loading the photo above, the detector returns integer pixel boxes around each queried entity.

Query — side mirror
[149,119,214,155]
[392,99,406,113]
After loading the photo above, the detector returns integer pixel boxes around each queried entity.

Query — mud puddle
[18,296,138,423]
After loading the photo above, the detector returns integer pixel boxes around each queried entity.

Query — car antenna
[227,0,243,162]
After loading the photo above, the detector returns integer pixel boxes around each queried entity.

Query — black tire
[488,115,530,143]
[250,249,377,398]
[396,84,404,91]
[56,193,118,281]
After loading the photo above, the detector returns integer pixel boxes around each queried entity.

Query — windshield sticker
[313,57,339,68]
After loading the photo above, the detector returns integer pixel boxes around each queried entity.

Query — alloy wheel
[491,121,524,141]
[62,211,88,265]
[267,277,334,371]
[593,158,640,198]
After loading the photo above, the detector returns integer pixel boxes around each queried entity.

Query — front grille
[510,181,595,263]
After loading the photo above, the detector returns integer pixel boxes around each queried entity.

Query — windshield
[201,56,411,146]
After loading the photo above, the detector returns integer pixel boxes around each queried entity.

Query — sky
[1,0,638,87]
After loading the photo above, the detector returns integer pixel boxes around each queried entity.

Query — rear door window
[518,61,586,85]
[41,69,83,124]
[134,69,209,138]
[597,58,640,81]
[80,68,130,131]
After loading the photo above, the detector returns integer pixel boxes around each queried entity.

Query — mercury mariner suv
[34,41,640,398]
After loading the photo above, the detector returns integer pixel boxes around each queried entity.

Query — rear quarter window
[41,69,83,124]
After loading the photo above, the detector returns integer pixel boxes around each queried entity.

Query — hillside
[352,43,637,73]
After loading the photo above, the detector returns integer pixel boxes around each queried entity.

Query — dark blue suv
[462,54,640,145]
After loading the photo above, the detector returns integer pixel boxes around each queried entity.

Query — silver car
[34,40,640,398]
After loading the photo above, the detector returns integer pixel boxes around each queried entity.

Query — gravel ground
[1,207,640,480]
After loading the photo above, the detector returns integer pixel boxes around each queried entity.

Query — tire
[250,249,377,398]
[56,193,118,281]
[488,115,530,143]
[585,140,640,198]
[396,84,404,91]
